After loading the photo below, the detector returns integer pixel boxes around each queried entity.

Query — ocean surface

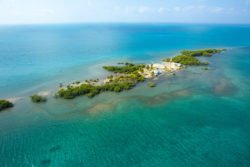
[0,23,250,167]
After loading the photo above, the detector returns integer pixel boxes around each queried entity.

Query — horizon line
[0,21,250,26]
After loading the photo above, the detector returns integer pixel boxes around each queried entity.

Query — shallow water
[0,24,250,166]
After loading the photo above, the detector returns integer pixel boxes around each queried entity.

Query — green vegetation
[30,95,47,103]
[103,63,145,74]
[58,71,145,99]
[107,75,113,79]
[172,55,201,65]
[89,78,99,83]
[163,58,171,62]
[202,62,209,65]
[58,62,147,99]
[85,78,99,83]
[202,67,209,70]
[57,48,225,100]
[58,82,135,99]
[148,82,156,87]
[125,62,135,66]
[180,49,224,57]
[163,49,225,65]
[110,72,145,83]
[0,100,13,111]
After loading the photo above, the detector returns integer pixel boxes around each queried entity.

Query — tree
[0,100,13,111]
[148,82,156,87]
[30,95,47,103]
[114,86,121,92]
[202,62,209,65]
[202,67,209,70]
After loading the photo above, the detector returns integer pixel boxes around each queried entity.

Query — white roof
[174,63,182,67]
[153,70,161,74]
[152,64,165,69]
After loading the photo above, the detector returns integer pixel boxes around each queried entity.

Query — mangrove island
[56,48,226,99]
[0,100,13,111]
[163,48,225,65]
[30,95,47,103]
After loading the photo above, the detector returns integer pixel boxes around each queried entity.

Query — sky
[0,0,250,24]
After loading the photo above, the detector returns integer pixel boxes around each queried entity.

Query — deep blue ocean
[0,24,250,166]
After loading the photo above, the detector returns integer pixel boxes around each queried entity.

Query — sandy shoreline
[7,97,23,103]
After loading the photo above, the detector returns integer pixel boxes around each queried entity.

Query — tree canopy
[30,95,47,103]
[0,100,13,111]
[103,63,145,74]
[163,48,225,65]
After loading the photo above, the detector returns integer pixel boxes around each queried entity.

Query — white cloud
[138,7,149,13]
[121,6,165,14]
[197,5,206,11]
[183,5,195,12]
[113,6,120,12]
[227,8,235,14]
[242,9,248,14]
[137,7,165,14]
[124,6,136,13]
[157,7,164,13]
[211,7,224,13]
[174,7,181,12]
[37,8,54,16]
[113,4,240,17]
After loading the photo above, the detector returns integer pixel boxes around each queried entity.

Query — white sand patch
[37,90,53,96]
[7,97,23,103]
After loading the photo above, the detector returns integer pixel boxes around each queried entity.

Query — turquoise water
[0,24,250,166]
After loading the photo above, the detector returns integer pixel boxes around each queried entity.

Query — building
[153,70,161,74]
[152,63,165,69]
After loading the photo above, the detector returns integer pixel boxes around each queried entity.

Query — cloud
[137,7,165,14]
[86,0,92,5]
[211,7,224,13]
[138,7,149,13]
[120,6,165,14]
[37,8,54,16]
[113,6,120,12]
[174,6,181,12]
[172,5,229,14]
[124,6,135,13]
[183,5,195,12]
[113,4,240,17]
[157,7,164,13]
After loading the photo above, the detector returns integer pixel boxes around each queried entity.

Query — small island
[163,49,225,65]
[56,48,226,100]
[148,82,156,88]
[0,100,13,111]
[202,67,209,70]
[30,95,47,103]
